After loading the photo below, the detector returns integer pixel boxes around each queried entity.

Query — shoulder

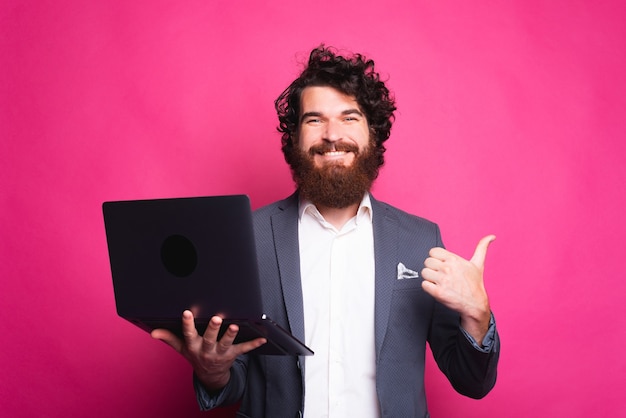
[371,196,443,247]
[252,192,299,221]
[371,196,444,249]
[371,196,438,229]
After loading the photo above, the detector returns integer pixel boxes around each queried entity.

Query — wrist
[197,370,231,393]
[460,307,491,345]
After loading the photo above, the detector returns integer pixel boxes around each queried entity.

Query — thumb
[470,235,496,269]
[151,328,183,353]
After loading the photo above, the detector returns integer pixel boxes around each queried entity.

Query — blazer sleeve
[427,229,500,399]
[194,355,248,410]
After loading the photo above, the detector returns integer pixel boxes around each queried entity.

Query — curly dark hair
[275,45,396,171]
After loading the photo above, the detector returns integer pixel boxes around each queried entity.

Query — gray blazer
[197,192,499,418]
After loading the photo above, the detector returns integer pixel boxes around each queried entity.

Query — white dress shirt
[299,194,380,418]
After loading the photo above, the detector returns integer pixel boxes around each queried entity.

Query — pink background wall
[2,1,625,417]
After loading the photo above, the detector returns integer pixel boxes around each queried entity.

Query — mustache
[307,142,360,156]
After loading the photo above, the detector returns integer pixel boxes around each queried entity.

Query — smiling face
[297,86,371,168]
[289,86,380,209]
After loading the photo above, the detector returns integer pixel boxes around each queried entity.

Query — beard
[289,140,381,209]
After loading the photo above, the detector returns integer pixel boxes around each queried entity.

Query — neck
[316,202,360,230]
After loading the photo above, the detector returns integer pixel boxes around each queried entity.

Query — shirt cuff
[194,373,225,411]
[460,313,496,353]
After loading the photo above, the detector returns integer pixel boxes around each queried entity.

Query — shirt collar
[298,193,373,224]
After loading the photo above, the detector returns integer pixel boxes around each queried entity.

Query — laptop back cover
[103,195,263,328]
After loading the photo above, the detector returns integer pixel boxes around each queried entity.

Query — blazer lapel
[270,193,306,344]
[371,196,399,358]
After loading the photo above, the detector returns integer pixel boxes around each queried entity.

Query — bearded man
[153,45,500,418]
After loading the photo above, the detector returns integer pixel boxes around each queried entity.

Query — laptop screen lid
[103,195,313,356]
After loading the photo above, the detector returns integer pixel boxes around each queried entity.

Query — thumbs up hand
[421,235,496,345]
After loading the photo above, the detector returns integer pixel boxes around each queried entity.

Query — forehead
[299,86,361,113]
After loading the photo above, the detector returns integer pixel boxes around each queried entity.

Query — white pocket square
[397,262,420,280]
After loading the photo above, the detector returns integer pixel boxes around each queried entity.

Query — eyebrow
[300,108,364,123]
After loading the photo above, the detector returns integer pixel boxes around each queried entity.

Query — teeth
[323,151,346,156]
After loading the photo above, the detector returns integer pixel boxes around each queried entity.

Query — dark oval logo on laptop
[161,234,197,277]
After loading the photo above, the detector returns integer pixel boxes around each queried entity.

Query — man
[152,45,500,417]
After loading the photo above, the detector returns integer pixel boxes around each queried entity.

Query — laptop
[102,194,313,356]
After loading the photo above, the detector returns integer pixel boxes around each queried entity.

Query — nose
[323,119,343,143]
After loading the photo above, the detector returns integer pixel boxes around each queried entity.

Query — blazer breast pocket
[393,276,424,291]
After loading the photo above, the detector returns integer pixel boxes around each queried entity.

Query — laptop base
[132,317,313,356]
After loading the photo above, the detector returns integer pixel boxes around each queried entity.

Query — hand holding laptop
[152,310,267,391]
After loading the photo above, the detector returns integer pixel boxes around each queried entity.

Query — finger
[181,310,200,344]
[201,316,224,348]
[470,235,496,268]
[420,267,440,284]
[423,257,444,271]
[151,328,183,353]
[429,246,451,261]
[236,337,268,355]
[421,279,439,297]
[215,323,240,354]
